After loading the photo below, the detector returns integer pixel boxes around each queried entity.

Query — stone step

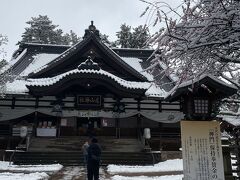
[28,136,143,152]
[7,151,159,166]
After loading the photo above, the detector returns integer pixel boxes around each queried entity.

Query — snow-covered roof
[5,79,29,94]
[27,68,150,89]
[178,74,237,90]
[158,61,179,82]
[165,74,238,101]
[20,53,60,76]
[145,84,167,98]
[8,43,155,82]
[5,67,166,97]
[5,35,168,98]
[121,57,154,81]
[220,114,240,127]
[1,49,28,74]
[29,43,78,75]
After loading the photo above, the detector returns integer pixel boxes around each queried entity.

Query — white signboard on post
[181,121,224,180]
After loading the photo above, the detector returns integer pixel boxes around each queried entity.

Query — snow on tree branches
[0,34,11,97]
[0,35,7,58]
[142,0,240,90]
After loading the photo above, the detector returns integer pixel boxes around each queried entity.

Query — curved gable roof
[26,68,153,97]
[28,34,148,82]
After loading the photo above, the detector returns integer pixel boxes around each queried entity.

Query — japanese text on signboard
[181,121,224,180]
[77,95,101,108]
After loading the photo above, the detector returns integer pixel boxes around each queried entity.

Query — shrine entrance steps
[28,136,143,152]
[7,136,160,166]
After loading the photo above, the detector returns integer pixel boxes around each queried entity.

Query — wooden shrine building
[0,22,185,154]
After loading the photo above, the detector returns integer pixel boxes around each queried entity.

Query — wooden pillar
[74,117,78,136]
[137,114,142,137]
[115,118,120,139]
[7,123,13,150]
[33,111,38,137]
[11,97,16,109]
[57,115,61,138]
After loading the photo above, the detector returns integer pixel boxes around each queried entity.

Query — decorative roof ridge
[78,56,100,71]
[27,68,151,90]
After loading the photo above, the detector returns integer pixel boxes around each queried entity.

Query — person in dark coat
[87,137,101,180]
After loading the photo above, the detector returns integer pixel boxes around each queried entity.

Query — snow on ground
[0,172,48,180]
[0,161,62,180]
[0,159,184,179]
[107,159,183,174]
[0,161,63,172]
[112,175,184,180]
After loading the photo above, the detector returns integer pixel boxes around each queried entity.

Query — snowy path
[49,166,183,180]
[49,166,110,180]
[50,159,183,180]
[0,159,184,179]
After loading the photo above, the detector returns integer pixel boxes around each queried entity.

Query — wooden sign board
[77,95,101,109]
[181,121,224,180]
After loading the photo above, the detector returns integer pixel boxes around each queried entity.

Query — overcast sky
[1,0,182,60]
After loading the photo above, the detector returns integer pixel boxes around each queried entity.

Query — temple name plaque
[181,121,224,180]
[77,95,101,108]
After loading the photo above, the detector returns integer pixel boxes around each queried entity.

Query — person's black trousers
[87,161,100,180]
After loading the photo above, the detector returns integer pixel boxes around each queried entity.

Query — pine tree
[20,15,80,45]
[116,24,132,48]
[52,29,65,45]
[116,24,150,48]
[131,25,150,48]
[64,30,81,45]
[21,15,59,44]
[99,33,116,47]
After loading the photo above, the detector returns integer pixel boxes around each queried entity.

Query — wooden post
[137,114,142,138]
[57,116,61,138]
[115,118,120,139]
[33,111,38,137]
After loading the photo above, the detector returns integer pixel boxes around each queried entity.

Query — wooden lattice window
[194,99,209,114]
